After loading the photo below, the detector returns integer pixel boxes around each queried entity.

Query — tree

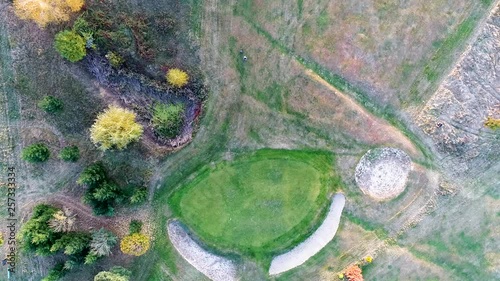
[77,162,107,187]
[120,233,150,256]
[19,204,59,255]
[90,106,143,150]
[55,30,87,62]
[41,263,67,281]
[345,264,364,281]
[13,0,84,27]
[38,96,63,113]
[22,143,50,163]
[94,266,131,281]
[130,188,148,204]
[92,181,120,202]
[89,228,117,257]
[166,68,189,88]
[151,103,185,138]
[59,145,80,162]
[50,232,91,256]
[49,207,76,233]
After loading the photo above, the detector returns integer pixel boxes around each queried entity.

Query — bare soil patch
[355,148,412,201]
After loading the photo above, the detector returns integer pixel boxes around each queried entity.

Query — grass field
[2,0,498,279]
[170,149,339,261]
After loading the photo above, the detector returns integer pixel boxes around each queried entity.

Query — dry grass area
[238,0,493,106]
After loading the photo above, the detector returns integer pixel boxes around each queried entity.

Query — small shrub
[345,264,364,281]
[89,228,117,257]
[166,68,189,87]
[485,117,500,130]
[106,51,125,68]
[55,30,87,62]
[94,266,131,281]
[364,255,373,263]
[38,96,63,113]
[130,188,148,204]
[120,233,150,256]
[48,207,76,233]
[22,143,50,163]
[90,106,143,150]
[129,220,143,234]
[59,146,80,162]
[151,103,185,138]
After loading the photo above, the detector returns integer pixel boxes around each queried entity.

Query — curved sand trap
[355,147,412,201]
[167,220,238,281]
[269,193,346,275]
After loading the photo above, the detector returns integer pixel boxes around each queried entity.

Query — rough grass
[169,149,340,262]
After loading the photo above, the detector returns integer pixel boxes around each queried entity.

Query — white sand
[355,147,412,201]
[269,193,346,275]
[167,220,238,281]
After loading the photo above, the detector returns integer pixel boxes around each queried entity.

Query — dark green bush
[22,143,50,163]
[41,263,67,281]
[151,103,185,138]
[129,220,143,234]
[77,162,107,187]
[59,146,80,162]
[38,96,63,113]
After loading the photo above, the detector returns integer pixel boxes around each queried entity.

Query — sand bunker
[355,147,412,201]
[167,220,238,281]
[269,193,346,275]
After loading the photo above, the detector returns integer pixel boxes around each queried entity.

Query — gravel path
[269,193,346,275]
[167,220,238,281]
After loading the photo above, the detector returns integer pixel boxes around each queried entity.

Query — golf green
[170,149,336,256]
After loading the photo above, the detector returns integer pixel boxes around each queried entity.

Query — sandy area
[167,220,238,281]
[355,148,412,201]
[269,193,346,275]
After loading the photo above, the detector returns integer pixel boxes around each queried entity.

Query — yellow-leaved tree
[120,233,150,256]
[13,0,85,27]
[166,68,189,88]
[90,106,143,150]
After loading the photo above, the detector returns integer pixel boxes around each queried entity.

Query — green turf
[169,149,338,259]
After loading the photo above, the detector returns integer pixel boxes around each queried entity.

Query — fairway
[170,150,336,257]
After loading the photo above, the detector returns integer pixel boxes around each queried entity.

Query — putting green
[170,149,337,256]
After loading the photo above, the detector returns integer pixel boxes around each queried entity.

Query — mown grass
[169,149,341,264]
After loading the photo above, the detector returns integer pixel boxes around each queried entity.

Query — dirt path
[302,67,420,157]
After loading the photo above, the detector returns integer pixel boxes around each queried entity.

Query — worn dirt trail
[302,67,420,157]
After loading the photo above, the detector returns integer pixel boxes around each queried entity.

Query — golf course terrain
[170,149,338,259]
[1,0,499,280]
